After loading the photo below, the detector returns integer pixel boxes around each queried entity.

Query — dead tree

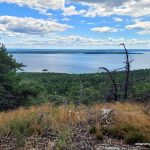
[120,43,132,100]
[99,43,149,102]
[99,43,132,101]
[99,67,118,101]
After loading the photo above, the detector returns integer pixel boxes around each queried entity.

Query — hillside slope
[0,102,150,150]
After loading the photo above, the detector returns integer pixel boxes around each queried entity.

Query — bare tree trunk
[120,43,130,100]
[99,67,118,101]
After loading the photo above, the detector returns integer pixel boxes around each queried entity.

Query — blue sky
[0,0,149,49]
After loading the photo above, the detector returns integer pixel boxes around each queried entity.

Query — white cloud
[0,0,149,49]
[0,0,86,17]
[113,17,123,22]
[63,5,86,16]
[72,0,127,7]
[4,34,150,48]
[76,0,150,18]
[0,0,65,15]
[0,16,72,36]
[126,21,150,35]
[91,27,118,33]
[0,0,149,18]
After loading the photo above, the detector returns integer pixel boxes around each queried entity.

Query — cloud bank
[0,16,72,36]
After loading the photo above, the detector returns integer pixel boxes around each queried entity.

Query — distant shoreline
[8,50,145,55]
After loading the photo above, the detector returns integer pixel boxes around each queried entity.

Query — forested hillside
[19,69,150,105]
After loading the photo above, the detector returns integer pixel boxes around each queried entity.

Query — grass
[0,102,150,146]
[125,131,146,145]
[101,126,125,139]
[89,124,103,140]
[57,127,72,150]
[0,104,87,136]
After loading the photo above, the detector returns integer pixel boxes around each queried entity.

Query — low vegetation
[19,69,150,106]
[0,102,150,149]
[0,44,150,149]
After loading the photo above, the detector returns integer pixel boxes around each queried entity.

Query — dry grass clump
[0,102,150,145]
[89,102,150,144]
[114,102,150,136]
[89,124,103,140]
[0,103,87,136]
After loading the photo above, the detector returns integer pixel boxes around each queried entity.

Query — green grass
[125,131,147,145]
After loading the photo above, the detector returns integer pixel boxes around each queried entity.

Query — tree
[99,67,118,101]
[0,43,24,110]
[16,80,46,106]
[99,43,132,101]
[120,43,132,100]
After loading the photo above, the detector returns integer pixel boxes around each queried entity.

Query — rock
[101,108,114,124]
[95,144,147,150]
[135,143,150,148]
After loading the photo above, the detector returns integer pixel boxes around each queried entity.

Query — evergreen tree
[0,44,24,110]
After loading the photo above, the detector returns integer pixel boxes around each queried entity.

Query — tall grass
[0,102,150,144]
[0,103,87,136]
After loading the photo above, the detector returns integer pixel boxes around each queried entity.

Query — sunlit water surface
[13,51,150,73]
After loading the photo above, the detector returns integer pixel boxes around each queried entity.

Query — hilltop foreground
[0,102,150,150]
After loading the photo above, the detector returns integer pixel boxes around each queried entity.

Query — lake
[11,50,150,74]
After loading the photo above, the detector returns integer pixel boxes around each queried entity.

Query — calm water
[13,51,150,73]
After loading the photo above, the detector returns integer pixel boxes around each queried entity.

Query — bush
[57,127,72,150]
[125,131,146,144]
[96,130,103,141]
[101,126,125,139]
[8,118,35,136]
[101,124,149,145]
[49,95,67,105]
[16,80,47,106]
[15,132,26,148]
[89,125,103,141]
[89,125,97,134]
[120,124,137,133]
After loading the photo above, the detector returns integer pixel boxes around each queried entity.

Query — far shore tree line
[0,43,150,111]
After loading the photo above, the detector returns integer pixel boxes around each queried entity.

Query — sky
[0,0,150,49]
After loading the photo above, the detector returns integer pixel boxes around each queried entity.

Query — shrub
[89,125,97,134]
[8,118,35,136]
[15,132,26,148]
[57,127,72,150]
[101,126,125,139]
[1,112,45,137]
[125,131,146,145]
[120,124,137,133]
[16,80,47,106]
[89,125,103,141]
[96,130,103,141]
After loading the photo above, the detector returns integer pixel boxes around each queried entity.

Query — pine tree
[0,44,24,110]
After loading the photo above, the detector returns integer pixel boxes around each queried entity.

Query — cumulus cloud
[75,0,150,17]
[91,27,118,33]
[63,5,86,16]
[0,16,72,36]
[71,0,127,7]
[0,0,149,17]
[0,0,149,48]
[126,21,150,35]
[0,0,65,15]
